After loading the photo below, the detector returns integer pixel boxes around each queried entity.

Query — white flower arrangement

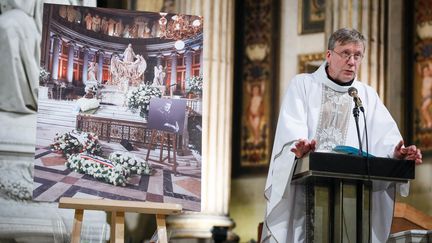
[51,130,102,158]
[66,152,153,186]
[66,153,127,186]
[109,152,152,176]
[39,67,50,84]
[186,75,203,92]
[127,84,162,117]
[84,84,98,94]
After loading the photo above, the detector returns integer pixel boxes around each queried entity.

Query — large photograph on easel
[148,98,187,134]
[33,4,203,211]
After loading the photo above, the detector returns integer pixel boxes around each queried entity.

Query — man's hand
[290,139,316,158]
[393,140,422,165]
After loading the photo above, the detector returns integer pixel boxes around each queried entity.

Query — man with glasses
[261,28,422,243]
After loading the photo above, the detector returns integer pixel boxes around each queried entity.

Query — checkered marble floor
[33,99,201,211]
[33,145,201,211]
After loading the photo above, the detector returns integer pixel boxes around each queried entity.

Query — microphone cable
[361,110,370,181]
[361,106,371,243]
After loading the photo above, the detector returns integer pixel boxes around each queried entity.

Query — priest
[261,28,422,243]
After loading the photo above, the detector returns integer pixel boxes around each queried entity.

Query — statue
[0,3,110,242]
[87,61,97,82]
[153,65,166,86]
[0,0,44,113]
[110,44,147,87]
[122,43,136,62]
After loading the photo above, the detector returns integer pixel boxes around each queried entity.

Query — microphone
[348,87,364,112]
[348,87,363,156]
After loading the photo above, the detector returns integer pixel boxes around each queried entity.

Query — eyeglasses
[331,50,363,62]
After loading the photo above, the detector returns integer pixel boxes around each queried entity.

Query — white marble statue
[153,64,166,86]
[87,61,97,82]
[122,43,136,62]
[0,1,109,242]
[110,44,147,87]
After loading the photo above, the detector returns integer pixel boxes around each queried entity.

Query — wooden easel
[145,129,178,175]
[59,197,182,243]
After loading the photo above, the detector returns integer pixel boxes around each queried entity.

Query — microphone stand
[350,90,371,243]
[352,106,363,156]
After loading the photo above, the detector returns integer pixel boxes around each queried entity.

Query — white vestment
[262,62,408,243]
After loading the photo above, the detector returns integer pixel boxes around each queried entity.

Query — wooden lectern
[292,152,415,243]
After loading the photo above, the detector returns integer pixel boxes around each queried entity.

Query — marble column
[66,42,75,83]
[82,47,89,85]
[97,51,104,84]
[167,0,236,239]
[51,36,61,81]
[170,52,178,96]
[185,48,193,91]
[46,35,54,71]
[156,54,163,67]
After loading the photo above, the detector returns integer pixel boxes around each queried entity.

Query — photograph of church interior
[33,3,203,214]
[0,0,431,242]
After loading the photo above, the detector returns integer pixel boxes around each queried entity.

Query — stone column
[170,52,178,96]
[97,51,104,84]
[156,54,163,67]
[167,0,236,239]
[66,41,75,83]
[185,48,193,90]
[46,35,54,71]
[51,35,61,81]
[385,0,404,123]
[82,47,89,85]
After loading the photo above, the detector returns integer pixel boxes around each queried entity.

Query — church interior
[34,3,203,213]
[0,0,431,242]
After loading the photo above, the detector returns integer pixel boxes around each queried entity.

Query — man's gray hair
[327,28,366,50]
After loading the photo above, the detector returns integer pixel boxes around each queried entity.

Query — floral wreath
[52,131,153,186]
[66,152,152,186]
[50,130,102,158]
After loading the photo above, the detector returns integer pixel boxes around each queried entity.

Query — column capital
[51,34,61,41]
[185,48,194,55]
[82,46,90,53]
[67,41,76,48]
[97,50,105,56]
